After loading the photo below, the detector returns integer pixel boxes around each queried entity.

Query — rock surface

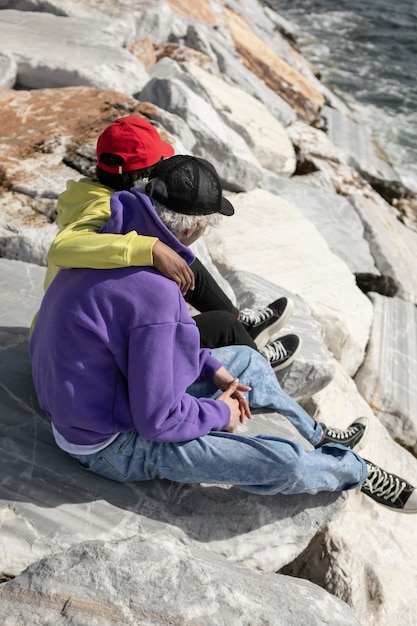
[210,187,373,376]
[355,293,417,454]
[1,1,417,625]
[1,533,361,626]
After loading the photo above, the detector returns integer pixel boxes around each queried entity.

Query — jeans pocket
[77,455,129,482]
[116,430,137,455]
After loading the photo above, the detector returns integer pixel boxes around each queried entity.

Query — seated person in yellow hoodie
[40,115,300,371]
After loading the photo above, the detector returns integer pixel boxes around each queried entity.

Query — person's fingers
[175,265,195,294]
[238,395,251,422]
[185,265,195,291]
[179,269,195,294]
[152,242,195,292]
[226,378,239,395]
[219,378,239,401]
[239,399,245,423]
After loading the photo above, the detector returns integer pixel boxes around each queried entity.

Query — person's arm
[49,220,156,268]
[125,322,231,442]
[48,194,194,292]
[151,240,195,295]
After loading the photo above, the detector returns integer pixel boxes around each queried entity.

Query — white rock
[262,170,378,274]
[0,0,141,30]
[0,7,135,46]
[211,188,373,375]
[290,361,417,626]
[0,0,74,12]
[0,225,56,266]
[0,51,16,87]
[221,269,336,401]
[139,60,264,191]
[0,258,45,339]
[8,155,83,200]
[134,0,189,42]
[225,0,283,35]
[323,105,400,183]
[355,293,417,454]
[0,533,360,626]
[0,9,148,94]
[351,191,417,304]
[182,21,297,126]
[183,62,297,175]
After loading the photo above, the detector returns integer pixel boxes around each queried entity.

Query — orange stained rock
[154,42,214,70]
[129,36,157,69]
[0,86,138,165]
[165,0,216,26]
[224,9,325,124]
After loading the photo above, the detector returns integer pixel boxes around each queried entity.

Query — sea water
[271,0,417,191]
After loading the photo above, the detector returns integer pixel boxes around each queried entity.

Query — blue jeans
[70,346,367,495]
[189,346,323,445]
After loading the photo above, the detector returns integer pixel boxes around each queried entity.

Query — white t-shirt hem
[52,424,119,455]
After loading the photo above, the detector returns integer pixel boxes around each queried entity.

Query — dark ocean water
[270,0,417,190]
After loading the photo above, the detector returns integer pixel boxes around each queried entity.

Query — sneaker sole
[254,298,295,349]
[357,490,417,514]
[273,335,302,372]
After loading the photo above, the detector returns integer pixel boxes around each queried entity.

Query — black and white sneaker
[240,297,294,348]
[360,461,417,513]
[259,334,301,371]
[316,416,368,451]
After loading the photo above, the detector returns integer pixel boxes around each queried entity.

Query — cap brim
[160,141,175,158]
[220,196,235,216]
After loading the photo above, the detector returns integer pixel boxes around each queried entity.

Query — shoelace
[325,424,361,441]
[240,306,274,326]
[260,340,289,363]
[364,463,407,503]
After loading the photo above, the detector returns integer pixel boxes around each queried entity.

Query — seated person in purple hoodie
[29,155,417,513]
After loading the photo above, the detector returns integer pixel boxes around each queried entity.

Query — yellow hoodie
[31,178,157,333]
[44,177,157,290]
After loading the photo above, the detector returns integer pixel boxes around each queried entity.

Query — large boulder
[139,59,264,192]
[286,361,417,626]
[355,293,417,454]
[0,533,360,626]
[208,188,373,376]
[0,9,146,92]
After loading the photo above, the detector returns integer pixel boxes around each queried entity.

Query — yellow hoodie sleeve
[45,180,157,291]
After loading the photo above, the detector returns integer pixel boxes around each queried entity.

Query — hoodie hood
[57,178,113,228]
[102,188,195,265]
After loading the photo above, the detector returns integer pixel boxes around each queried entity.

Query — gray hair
[136,179,222,237]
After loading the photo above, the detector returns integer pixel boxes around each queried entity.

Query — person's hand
[152,240,195,295]
[217,378,252,432]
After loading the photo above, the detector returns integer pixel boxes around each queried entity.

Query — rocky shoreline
[1,1,417,624]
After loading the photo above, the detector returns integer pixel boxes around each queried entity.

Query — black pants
[185,258,257,350]
[184,258,240,316]
[195,310,257,350]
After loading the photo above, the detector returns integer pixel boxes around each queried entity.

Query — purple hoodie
[29,189,230,445]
